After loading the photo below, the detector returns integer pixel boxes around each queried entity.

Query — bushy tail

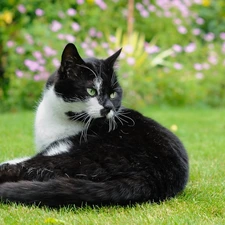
[0,177,156,207]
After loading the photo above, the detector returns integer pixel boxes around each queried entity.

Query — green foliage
[0,0,225,112]
[0,108,225,224]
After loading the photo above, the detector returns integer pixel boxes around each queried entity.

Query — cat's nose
[101,101,113,117]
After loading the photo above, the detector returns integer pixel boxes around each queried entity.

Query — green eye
[110,92,117,99]
[87,88,97,97]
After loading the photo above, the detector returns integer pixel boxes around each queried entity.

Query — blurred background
[0,0,225,112]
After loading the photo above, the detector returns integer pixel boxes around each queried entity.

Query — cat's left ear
[104,48,122,67]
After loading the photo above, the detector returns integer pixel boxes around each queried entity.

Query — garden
[0,0,225,224]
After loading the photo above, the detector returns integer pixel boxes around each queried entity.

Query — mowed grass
[0,107,224,225]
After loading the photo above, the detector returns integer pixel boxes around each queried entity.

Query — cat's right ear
[59,43,85,78]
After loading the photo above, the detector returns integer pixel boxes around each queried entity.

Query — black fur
[0,43,189,207]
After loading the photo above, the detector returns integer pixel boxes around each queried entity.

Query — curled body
[0,43,189,207]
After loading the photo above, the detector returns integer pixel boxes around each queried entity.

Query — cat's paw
[0,163,22,183]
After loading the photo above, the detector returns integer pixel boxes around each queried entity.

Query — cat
[0,43,189,207]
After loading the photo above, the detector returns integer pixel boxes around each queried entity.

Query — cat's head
[46,43,122,123]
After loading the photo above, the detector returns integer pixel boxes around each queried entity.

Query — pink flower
[194,63,202,71]
[16,70,24,78]
[204,33,215,42]
[95,0,107,10]
[25,34,34,45]
[184,43,196,53]
[33,51,42,59]
[172,44,182,53]
[89,28,97,37]
[52,58,60,68]
[85,49,94,57]
[220,32,225,40]
[65,34,75,43]
[24,59,39,72]
[43,46,57,56]
[16,47,25,54]
[145,45,160,54]
[196,17,204,25]
[127,57,135,65]
[50,20,62,32]
[7,40,14,48]
[71,22,80,32]
[77,0,84,4]
[67,8,76,16]
[35,8,44,16]
[177,26,187,34]
[173,62,183,70]
[192,28,201,36]
[17,4,26,13]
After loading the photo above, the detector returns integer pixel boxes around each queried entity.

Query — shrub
[0,0,225,112]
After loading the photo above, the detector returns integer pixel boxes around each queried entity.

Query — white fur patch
[107,110,114,119]
[43,141,72,156]
[35,86,85,152]
[86,97,104,118]
[94,77,102,94]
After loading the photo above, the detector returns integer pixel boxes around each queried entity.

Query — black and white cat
[0,43,189,207]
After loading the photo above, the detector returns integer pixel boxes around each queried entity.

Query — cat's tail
[0,176,172,207]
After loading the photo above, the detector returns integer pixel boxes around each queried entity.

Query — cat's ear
[61,43,85,65]
[59,43,85,78]
[105,48,122,67]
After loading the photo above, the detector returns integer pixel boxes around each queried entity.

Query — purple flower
[50,20,62,32]
[194,63,203,71]
[7,40,14,48]
[177,26,187,34]
[196,17,204,25]
[127,57,135,65]
[85,49,94,57]
[43,46,57,56]
[89,28,97,37]
[33,51,42,59]
[16,69,24,78]
[25,34,34,45]
[24,59,39,72]
[172,44,182,53]
[208,54,218,65]
[173,62,183,70]
[65,34,76,43]
[192,28,201,36]
[184,42,196,53]
[71,22,80,32]
[77,0,84,4]
[148,4,156,12]
[17,4,26,13]
[145,45,160,54]
[220,32,225,40]
[204,33,215,42]
[16,46,25,54]
[140,9,149,18]
[95,0,107,10]
[67,8,76,16]
[52,58,60,68]
[35,8,44,16]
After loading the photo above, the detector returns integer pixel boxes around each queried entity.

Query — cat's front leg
[0,163,23,183]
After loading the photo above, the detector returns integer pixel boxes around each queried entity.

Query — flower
[43,46,57,56]
[220,32,225,40]
[95,0,107,10]
[177,26,187,34]
[170,124,178,132]
[15,70,24,78]
[196,17,204,25]
[204,33,215,42]
[71,22,80,32]
[184,43,196,53]
[17,4,26,13]
[6,40,14,48]
[192,28,201,36]
[16,47,25,55]
[127,57,135,65]
[172,44,182,53]
[35,8,44,16]
[194,63,202,70]
[50,20,62,32]
[67,8,76,16]
[173,62,183,70]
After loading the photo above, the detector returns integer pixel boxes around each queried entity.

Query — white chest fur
[35,87,85,152]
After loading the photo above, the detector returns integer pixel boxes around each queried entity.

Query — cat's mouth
[65,110,114,122]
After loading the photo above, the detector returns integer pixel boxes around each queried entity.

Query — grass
[0,107,224,225]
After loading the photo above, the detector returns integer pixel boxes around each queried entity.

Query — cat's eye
[87,88,97,97]
[110,92,117,99]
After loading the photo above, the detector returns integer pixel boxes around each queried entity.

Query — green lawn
[0,107,224,225]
